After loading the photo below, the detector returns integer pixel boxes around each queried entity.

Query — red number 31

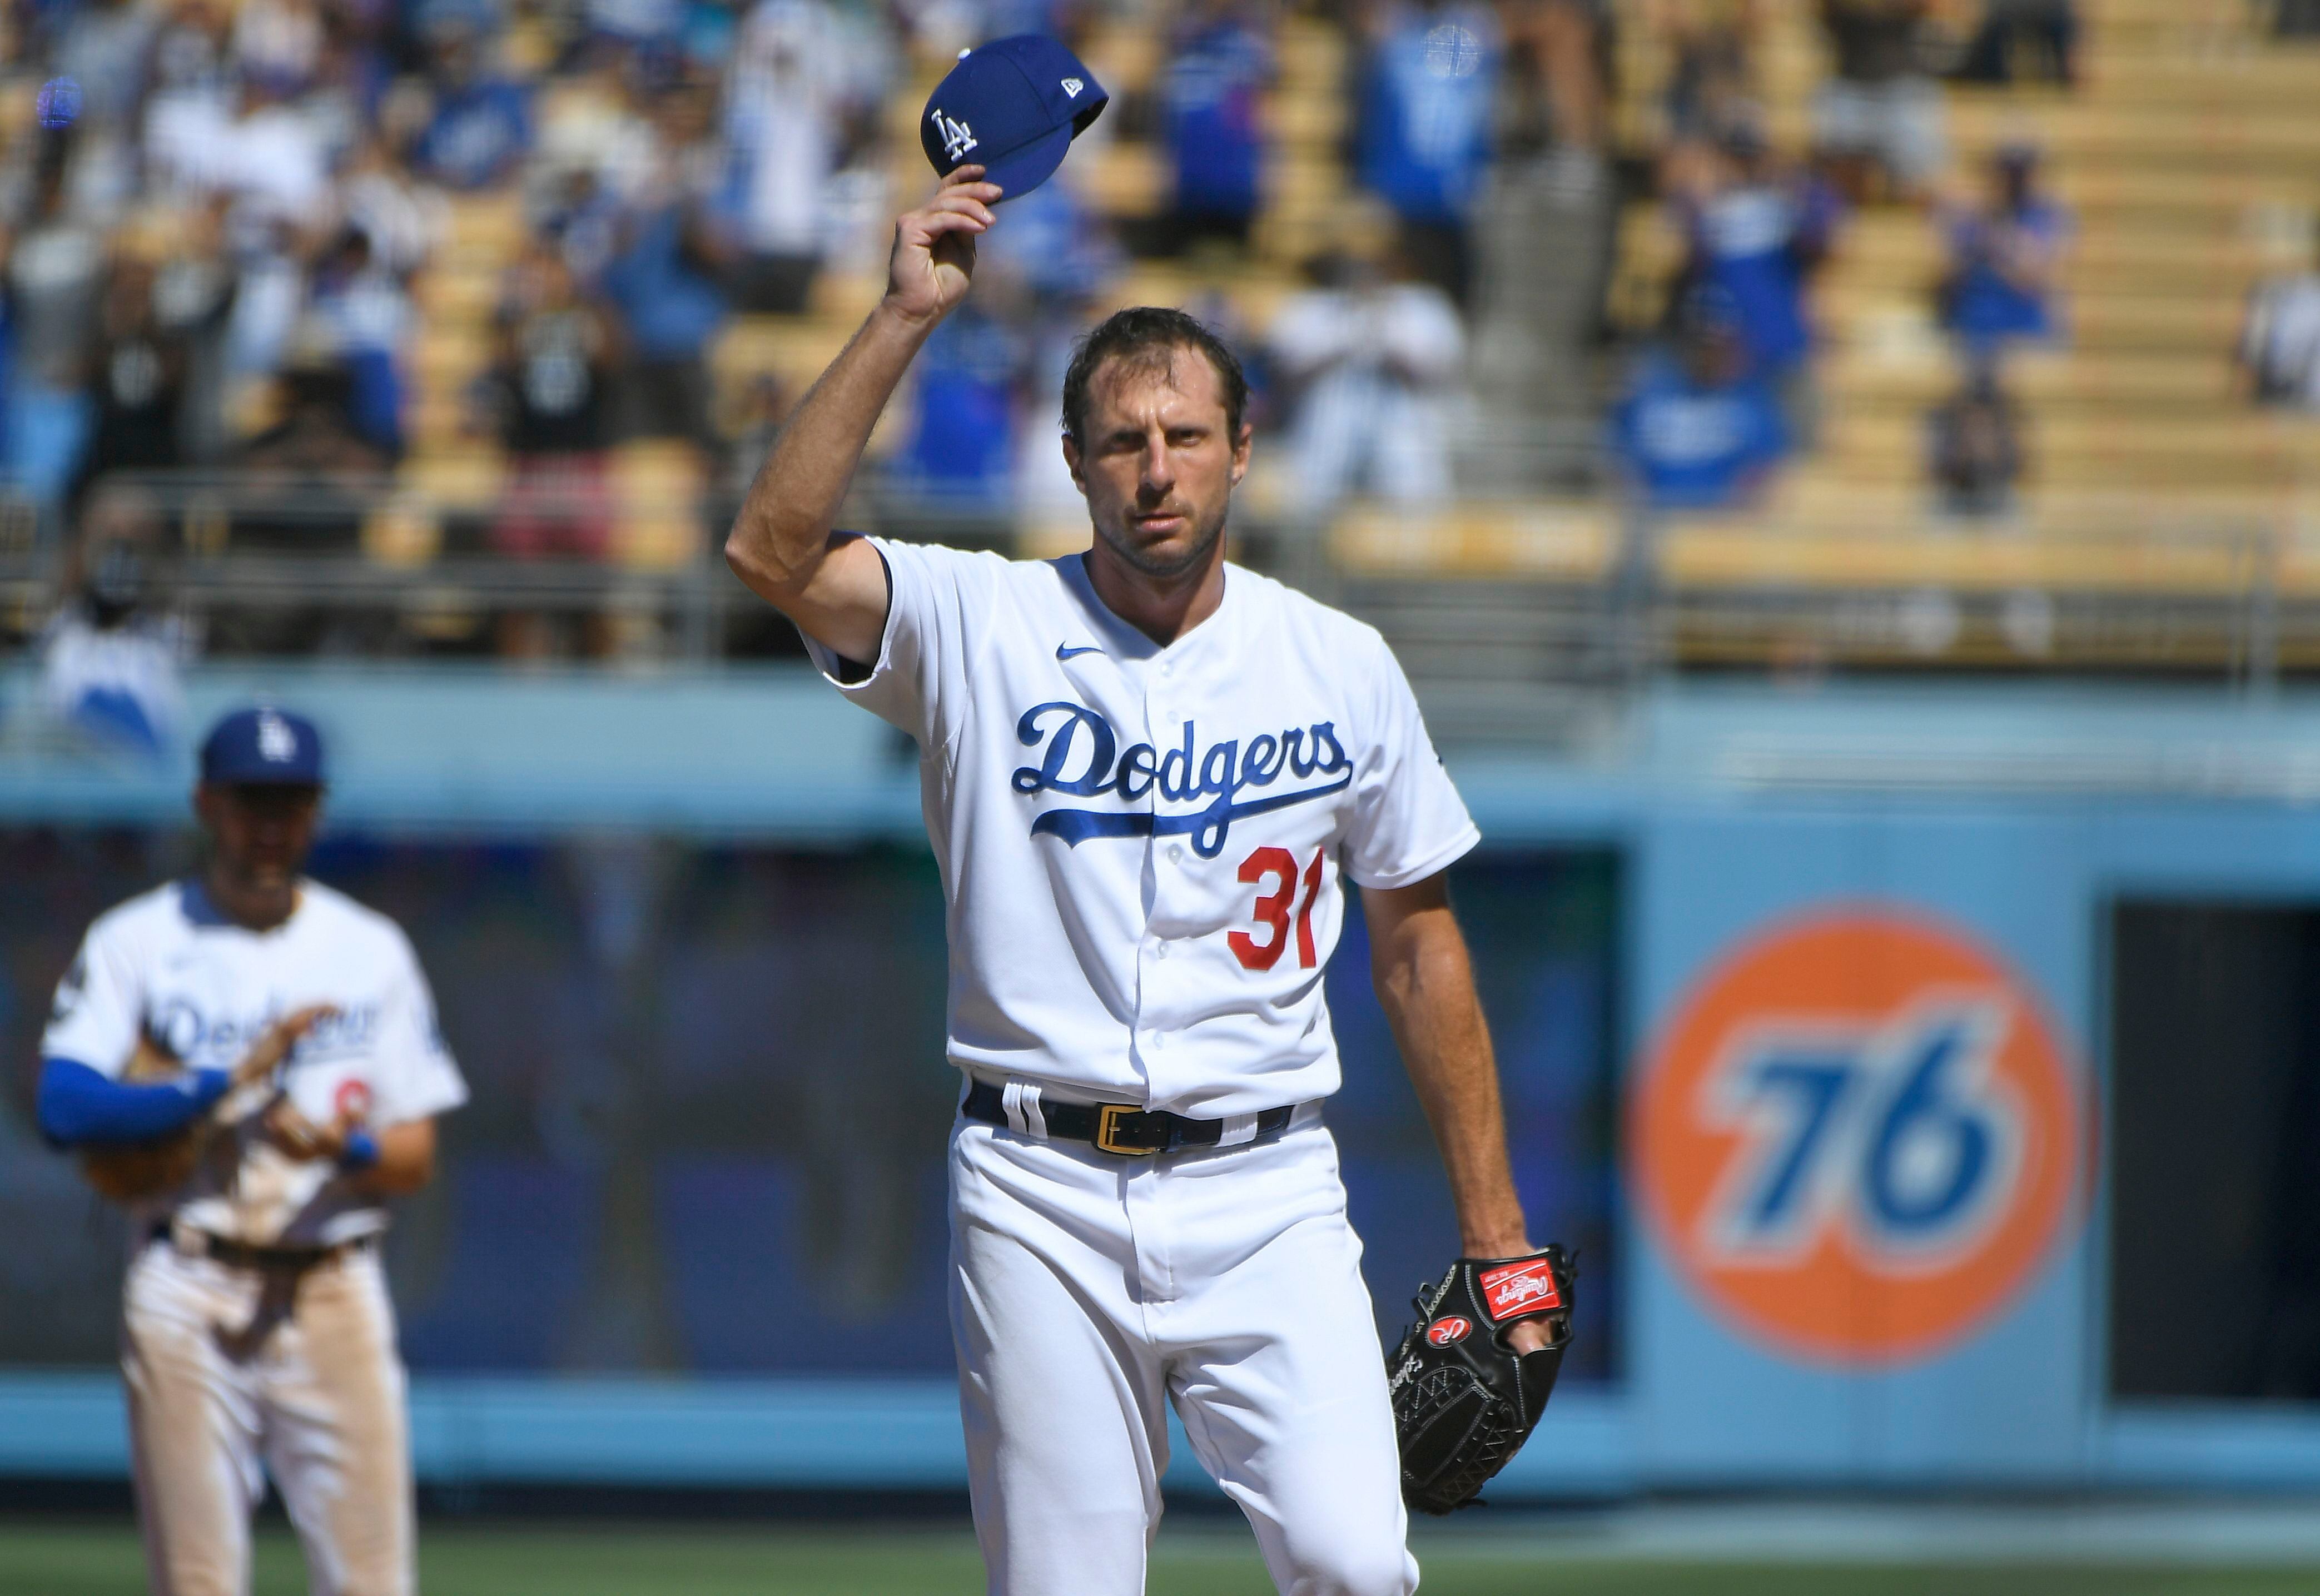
[1228,846,1326,972]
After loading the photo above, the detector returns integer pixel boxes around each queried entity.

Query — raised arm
[1364,871,1552,1354]
[723,167,1002,664]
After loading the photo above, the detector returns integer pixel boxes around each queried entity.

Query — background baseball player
[36,706,467,1596]
[721,42,1552,1594]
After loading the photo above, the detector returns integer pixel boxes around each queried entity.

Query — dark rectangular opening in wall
[2110,901,2320,1400]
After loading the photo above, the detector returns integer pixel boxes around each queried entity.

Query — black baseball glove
[1385,1245,1574,1516]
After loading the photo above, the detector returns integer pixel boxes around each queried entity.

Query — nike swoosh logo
[1056,644,1104,660]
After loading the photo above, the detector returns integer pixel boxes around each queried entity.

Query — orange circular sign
[1633,907,2085,1366]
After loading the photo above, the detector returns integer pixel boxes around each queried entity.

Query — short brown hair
[1060,307,1250,449]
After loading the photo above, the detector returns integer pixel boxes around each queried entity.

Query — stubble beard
[1093,494,1230,583]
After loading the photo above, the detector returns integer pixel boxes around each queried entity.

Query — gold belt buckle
[1094,1103,1159,1157]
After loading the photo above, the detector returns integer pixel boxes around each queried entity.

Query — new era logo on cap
[921,34,1107,201]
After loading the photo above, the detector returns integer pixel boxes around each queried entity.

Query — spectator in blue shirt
[1612,283,1789,511]
[1938,142,2069,356]
[1672,115,1841,444]
[895,298,1023,511]
[412,16,531,191]
[1354,0,1499,307]
[600,76,733,442]
[1160,0,1273,253]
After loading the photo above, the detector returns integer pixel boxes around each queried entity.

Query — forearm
[725,302,933,596]
[1372,909,1531,1256]
[345,1119,435,1199]
[37,1057,226,1146]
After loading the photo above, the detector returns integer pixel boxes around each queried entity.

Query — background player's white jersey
[808,538,1478,1117]
[43,879,468,1247]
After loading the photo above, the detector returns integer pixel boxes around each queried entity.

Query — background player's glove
[1385,1245,1574,1516]
[80,1008,331,1203]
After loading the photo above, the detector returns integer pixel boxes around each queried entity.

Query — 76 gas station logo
[1635,910,2083,1364]
[1695,997,2024,1270]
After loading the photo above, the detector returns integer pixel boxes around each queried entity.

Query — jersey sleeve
[39,915,144,1077]
[367,934,468,1127]
[801,535,1001,753]
[1339,630,1480,891]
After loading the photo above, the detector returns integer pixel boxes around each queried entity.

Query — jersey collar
[1057,551,1240,665]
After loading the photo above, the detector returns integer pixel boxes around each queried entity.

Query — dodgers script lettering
[1011,703,1353,857]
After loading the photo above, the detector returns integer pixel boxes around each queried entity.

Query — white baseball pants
[950,1105,1418,1596]
[121,1237,414,1596]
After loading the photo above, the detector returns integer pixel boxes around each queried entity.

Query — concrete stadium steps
[1800,0,2320,509]
[1833,215,2282,300]
[1822,284,2247,354]
[1822,350,2239,411]
[1945,102,2320,176]
[1818,410,2320,482]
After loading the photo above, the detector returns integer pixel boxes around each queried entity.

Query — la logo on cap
[931,107,976,162]
[256,711,298,763]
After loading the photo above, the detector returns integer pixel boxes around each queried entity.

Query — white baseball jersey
[808,539,1478,1117]
[43,878,468,1247]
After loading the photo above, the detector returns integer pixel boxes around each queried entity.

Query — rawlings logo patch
[1478,1259,1562,1321]
[334,1079,374,1121]
[1425,1316,1472,1346]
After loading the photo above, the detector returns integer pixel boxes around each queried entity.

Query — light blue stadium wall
[6,665,2320,1495]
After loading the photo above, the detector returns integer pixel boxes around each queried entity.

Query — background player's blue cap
[921,34,1107,201]
[200,707,326,787]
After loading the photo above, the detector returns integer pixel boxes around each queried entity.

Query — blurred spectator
[234,348,388,550]
[1267,239,1465,509]
[718,369,792,504]
[412,15,534,191]
[339,138,445,280]
[724,0,886,313]
[78,255,189,496]
[149,69,329,228]
[37,491,190,761]
[232,0,326,95]
[1610,282,1787,511]
[600,74,732,442]
[307,226,412,457]
[56,0,161,215]
[5,155,105,523]
[1927,362,2024,518]
[1812,0,1947,203]
[1668,114,1840,446]
[983,170,1119,312]
[491,240,619,558]
[1938,143,2069,356]
[1498,0,1606,186]
[1954,0,2079,87]
[1650,0,1761,146]
[893,296,1022,510]
[147,201,237,464]
[2238,229,2320,410]
[1354,0,1501,307]
[1158,0,1273,254]
[2277,0,2320,36]
[58,0,162,130]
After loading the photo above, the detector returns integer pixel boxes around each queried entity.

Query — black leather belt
[151,1224,371,1271]
[962,1079,1295,1156]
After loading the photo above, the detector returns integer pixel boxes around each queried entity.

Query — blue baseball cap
[200,707,326,787]
[921,34,1107,201]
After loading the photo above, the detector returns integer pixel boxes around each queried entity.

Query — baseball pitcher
[723,39,1565,1596]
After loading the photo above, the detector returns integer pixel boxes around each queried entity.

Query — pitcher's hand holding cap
[921,34,1107,200]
